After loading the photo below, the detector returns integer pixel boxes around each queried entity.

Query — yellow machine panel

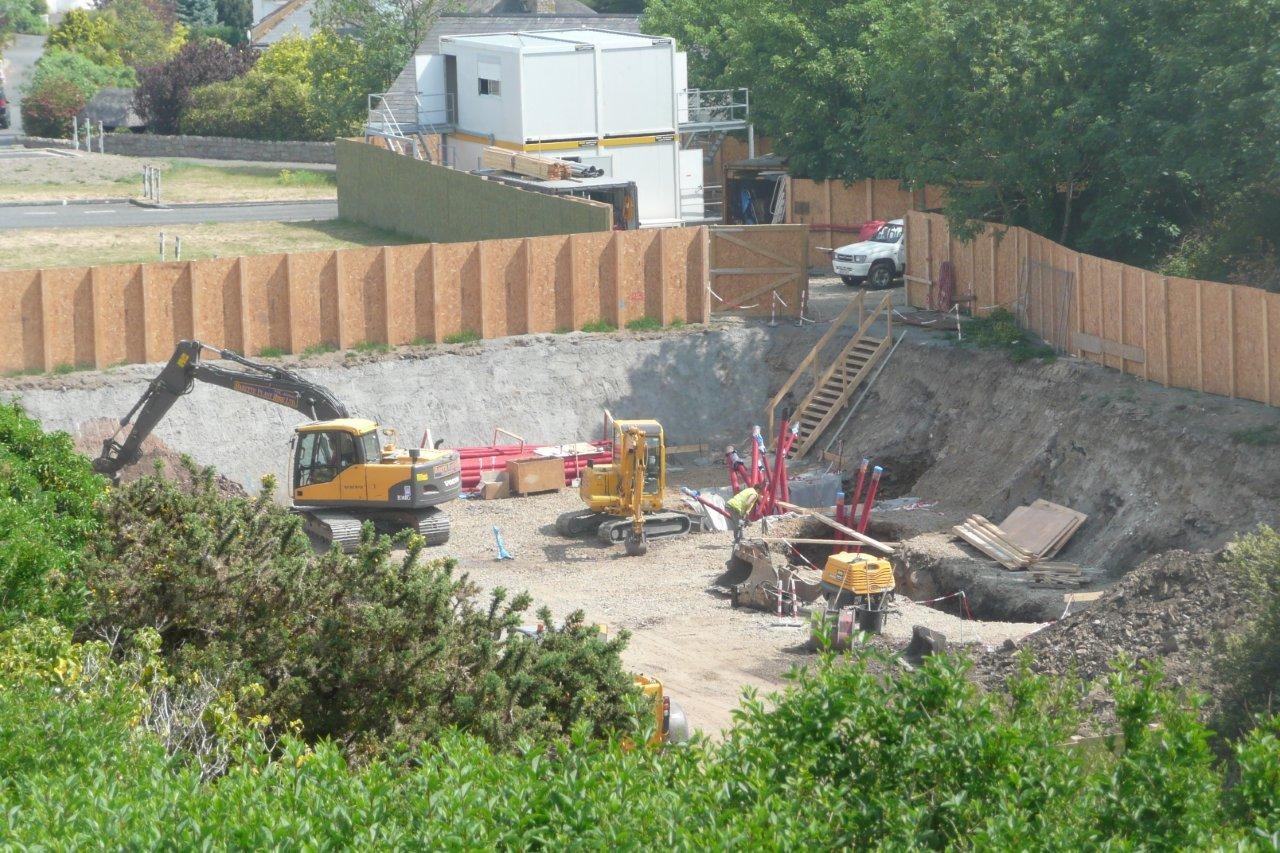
[821,552,896,596]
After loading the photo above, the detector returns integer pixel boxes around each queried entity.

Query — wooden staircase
[766,291,895,458]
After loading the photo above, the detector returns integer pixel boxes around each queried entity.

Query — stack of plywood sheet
[997,500,1087,560]
[952,515,1037,569]
[952,500,1086,571]
[482,146,572,180]
[1029,561,1087,588]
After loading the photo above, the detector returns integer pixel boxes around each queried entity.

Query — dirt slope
[833,340,1280,580]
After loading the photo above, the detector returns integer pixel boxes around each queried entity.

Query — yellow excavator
[554,417,691,556]
[92,340,461,551]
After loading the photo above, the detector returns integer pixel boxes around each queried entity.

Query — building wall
[448,45,523,141]
[336,138,613,243]
[521,51,599,140]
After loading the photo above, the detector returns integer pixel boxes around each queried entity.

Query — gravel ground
[437,484,1044,737]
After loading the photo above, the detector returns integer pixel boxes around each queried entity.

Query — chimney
[535,0,555,12]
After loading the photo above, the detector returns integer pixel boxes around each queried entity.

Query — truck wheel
[840,275,861,287]
[868,261,895,289]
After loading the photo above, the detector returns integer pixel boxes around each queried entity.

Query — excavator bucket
[716,538,824,612]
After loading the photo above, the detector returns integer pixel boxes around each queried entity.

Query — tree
[214,0,251,31]
[0,0,49,38]
[176,0,216,27]
[135,37,254,134]
[47,8,126,67]
[21,47,136,136]
[644,0,893,182]
[312,0,445,84]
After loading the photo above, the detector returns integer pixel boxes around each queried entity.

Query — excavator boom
[93,340,350,476]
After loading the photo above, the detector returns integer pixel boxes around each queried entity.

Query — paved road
[0,199,339,229]
[1,34,47,138]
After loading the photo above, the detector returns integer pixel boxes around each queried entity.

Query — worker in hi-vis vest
[726,486,760,542]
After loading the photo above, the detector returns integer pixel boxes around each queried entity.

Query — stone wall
[22,134,335,164]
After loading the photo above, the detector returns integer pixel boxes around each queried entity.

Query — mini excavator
[92,340,461,551]
[555,417,691,556]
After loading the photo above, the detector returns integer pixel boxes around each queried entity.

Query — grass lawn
[0,157,338,203]
[0,220,416,269]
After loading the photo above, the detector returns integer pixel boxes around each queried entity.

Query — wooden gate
[708,224,809,317]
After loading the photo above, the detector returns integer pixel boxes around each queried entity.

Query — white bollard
[159,232,165,261]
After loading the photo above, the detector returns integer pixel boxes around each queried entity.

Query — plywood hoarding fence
[0,227,712,374]
[708,224,809,318]
[788,178,946,270]
[905,210,1280,406]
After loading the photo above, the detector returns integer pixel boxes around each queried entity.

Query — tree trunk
[1059,178,1075,245]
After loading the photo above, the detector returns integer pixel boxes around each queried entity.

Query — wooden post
[1227,285,1236,398]
[37,269,54,371]
[522,237,537,334]
[236,256,252,356]
[1074,251,1084,356]
[333,251,348,348]
[1140,271,1149,381]
[612,231,625,328]
[1264,296,1272,405]
[476,241,490,339]
[566,232,580,331]
[1118,265,1127,374]
[1195,280,1204,392]
[1161,277,1171,387]
[426,245,442,343]
[990,230,998,315]
[656,228,670,327]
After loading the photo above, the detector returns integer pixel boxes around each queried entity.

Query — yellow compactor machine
[821,551,896,633]
[554,417,691,556]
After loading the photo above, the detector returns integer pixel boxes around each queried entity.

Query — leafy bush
[962,308,1056,363]
[20,47,137,137]
[182,72,316,140]
[47,0,182,70]
[0,402,104,629]
[1216,526,1280,737]
[135,38,254,134]
[4,638,1279,846]
[81,465,640,756]
[0,0,49,37]
[179,33,386,140]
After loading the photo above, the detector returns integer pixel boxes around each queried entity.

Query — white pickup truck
[832,219,904,288]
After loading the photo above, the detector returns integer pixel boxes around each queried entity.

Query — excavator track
[555,509,611,537]
[409,507,451,547]
[597,512,692,546]
[302,510,365,553]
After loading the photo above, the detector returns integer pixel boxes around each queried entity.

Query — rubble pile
[975,548,1261,720]
[75,418,247,498]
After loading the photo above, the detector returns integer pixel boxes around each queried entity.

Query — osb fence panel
[905,210,1280,407]
[789,178,944,270]
[0,228,712,374]
[708,224,808,317]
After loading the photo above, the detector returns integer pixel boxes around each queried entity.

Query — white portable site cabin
[419,29,697,227]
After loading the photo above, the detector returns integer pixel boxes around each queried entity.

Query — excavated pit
[6,316,1278,624]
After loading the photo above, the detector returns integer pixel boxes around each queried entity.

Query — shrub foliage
[81,465,639,755]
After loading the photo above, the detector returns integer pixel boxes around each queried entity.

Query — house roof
[78,87,144,129]
[250,0,315,46]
